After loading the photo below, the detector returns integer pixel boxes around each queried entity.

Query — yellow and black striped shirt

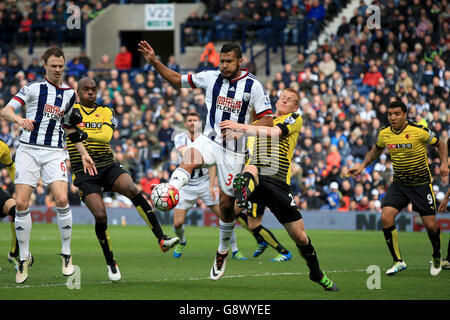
[376,121,439,185]
[248,112,302,185]
[0,139,15,182]
[66,103,116,174]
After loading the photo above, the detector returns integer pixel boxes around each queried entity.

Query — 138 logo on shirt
[78,122,103,129]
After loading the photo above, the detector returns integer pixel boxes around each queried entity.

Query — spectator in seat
[115,45,133,70]
[198,42,220,70]
[395,69,414,93]
[95,54,114,79]
[322,181,342,210]
[363,65,383,87]
[157,118,174,160]
[139,169,160,197]
[167,55,180,73]
[79,50,91,69]
[326,144,341,171]
[318,53,336,78]
[292,52,306,74]
[66,57,86,78]
[351,137,369,163]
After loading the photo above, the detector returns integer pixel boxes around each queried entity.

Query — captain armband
[68,129,88,143]
[69,108,84,127]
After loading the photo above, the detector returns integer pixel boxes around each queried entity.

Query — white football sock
[15,208,32,261]
[57,206,72,255]
[169,168,191,191]
[218,219,236,253]
[230,229,238,253]
[173,225,186,243]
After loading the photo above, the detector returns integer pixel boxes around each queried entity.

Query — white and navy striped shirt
[181,69,272,152]
[173,131,209,184]
[8,78,76,149]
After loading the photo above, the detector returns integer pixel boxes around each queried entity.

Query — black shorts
[381,181,436,216]
[248,175,302,224]
[0,189,12,211]
[73,163,128,200]
[248,202,265,218]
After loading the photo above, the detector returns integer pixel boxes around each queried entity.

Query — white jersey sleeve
[250,80,272,119]
[180,70,217,90]
[8,85,33,110]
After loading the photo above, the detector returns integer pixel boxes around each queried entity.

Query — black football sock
[8,206,18,257]
[297,237,323,281]
[131,192,165,241]
[253,225,289,254]
[383,225,402,262]
[95,222,114,264]
[236,212,252,232]
[427,228,441,259]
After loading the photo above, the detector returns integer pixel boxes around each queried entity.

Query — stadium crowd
[0,0,449,213]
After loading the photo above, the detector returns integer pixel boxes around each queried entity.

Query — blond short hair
[284,87,300,106]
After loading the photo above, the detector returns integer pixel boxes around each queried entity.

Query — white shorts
[15,144,68,188]
[176,176,219,210]
[190,135,245,197]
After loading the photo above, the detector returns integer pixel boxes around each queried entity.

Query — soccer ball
[151,183,180,211]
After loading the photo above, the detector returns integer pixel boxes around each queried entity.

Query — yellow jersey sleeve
[276,113,302,137]
[375,127,387,148]
[0,140,15,182]
[417,125,439,146]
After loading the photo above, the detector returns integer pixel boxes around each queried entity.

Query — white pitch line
[0,266,437,290]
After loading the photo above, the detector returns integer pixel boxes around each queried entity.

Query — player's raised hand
[82,154,97,176]
[438,197,448,213]
[348,163,364,177]
[17,118,35,131]
[138,41,156,64]
[439,163,449,180]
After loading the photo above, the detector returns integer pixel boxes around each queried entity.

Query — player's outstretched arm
[436,138,449,180]
[348,145,384,177]
[438,188,450,213]
[252,114,274,127]
[219,120,281,139]
[64,127,97,176]
[138,40,182,88]
[0,105,35,131]
[86,123,113,144]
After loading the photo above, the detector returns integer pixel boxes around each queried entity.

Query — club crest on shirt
[284,116,296,125]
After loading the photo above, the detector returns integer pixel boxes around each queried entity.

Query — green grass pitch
[0,223,448,300]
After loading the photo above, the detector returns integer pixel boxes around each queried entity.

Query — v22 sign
[145,4,175,30]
